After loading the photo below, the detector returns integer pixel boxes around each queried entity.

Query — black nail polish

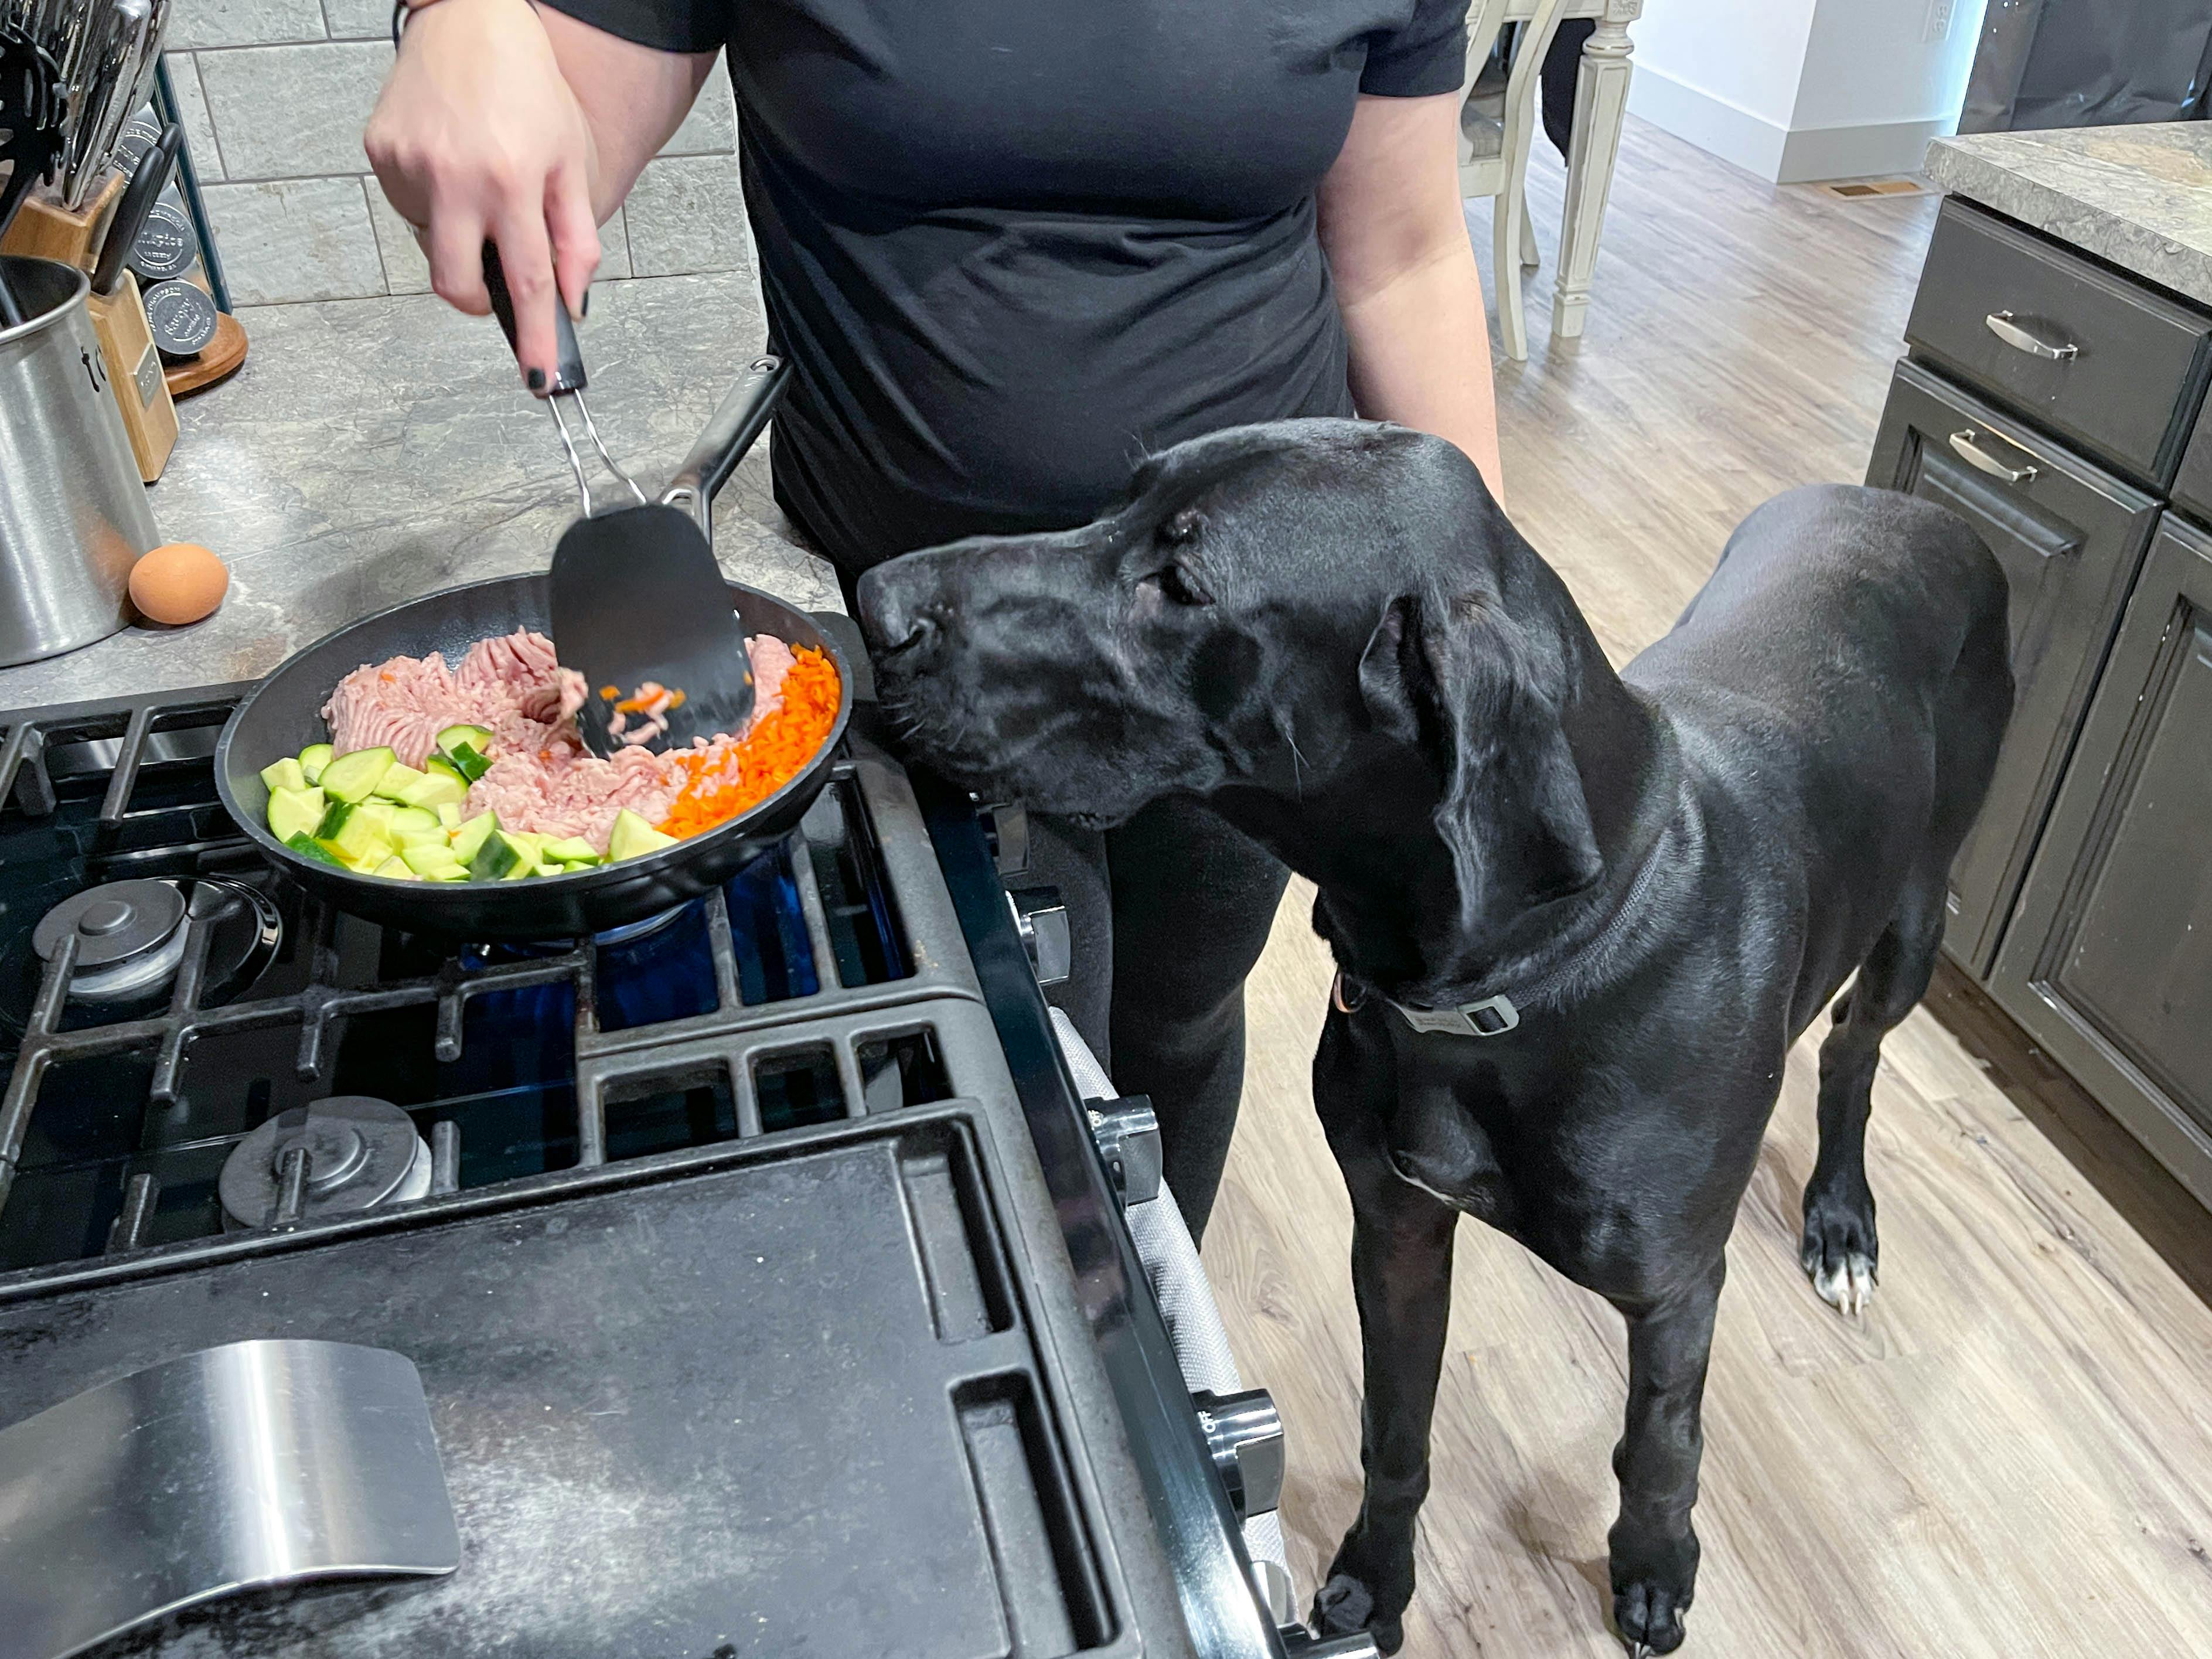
[526,367,546,391]
[581,289,591,319]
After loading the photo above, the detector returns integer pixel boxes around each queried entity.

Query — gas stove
[0,635,1318,1659]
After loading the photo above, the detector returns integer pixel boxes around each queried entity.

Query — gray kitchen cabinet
[2176,394,2212,524]
[1906,201,2212,490]
[1988,516,2212,1210]
[1865,359,2160,973]
[1869,189,2212,1212]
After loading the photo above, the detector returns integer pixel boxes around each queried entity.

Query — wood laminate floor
[1205,119,2212,1657]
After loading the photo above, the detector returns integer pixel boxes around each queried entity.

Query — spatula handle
[481,241,586,395]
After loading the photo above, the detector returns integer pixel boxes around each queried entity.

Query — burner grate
[0,684,984,1280]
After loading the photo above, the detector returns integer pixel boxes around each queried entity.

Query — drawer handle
[1949,428,2039,486]
[1985,309,2079,361]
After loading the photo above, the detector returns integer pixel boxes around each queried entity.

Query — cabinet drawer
[1906,200,2212,488]
[1991,515,2212,1210]
[1866,360,2160,975]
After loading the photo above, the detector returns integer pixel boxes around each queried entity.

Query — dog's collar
[1330,831,1672,1040]
[1332,972,1521,1037]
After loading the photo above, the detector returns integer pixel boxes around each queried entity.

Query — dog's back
[1621,483,2013,1027]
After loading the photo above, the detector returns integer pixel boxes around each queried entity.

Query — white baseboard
[1625,65,1789,181]
[1627,65,1955,185]
[1776,118,1955,184]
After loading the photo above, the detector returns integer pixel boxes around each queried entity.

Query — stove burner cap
[33,880,186,969]
[219,1096,432,1232]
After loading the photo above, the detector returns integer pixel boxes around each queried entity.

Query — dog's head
[857,419,1603,931]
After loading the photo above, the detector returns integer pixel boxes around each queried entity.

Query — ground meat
[318,628,785,851]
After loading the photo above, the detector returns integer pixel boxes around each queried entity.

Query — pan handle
[660,355,791,544]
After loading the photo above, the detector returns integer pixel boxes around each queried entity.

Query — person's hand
[364,0,601,391]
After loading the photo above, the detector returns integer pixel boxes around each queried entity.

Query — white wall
[1627,0,1820,180]
[1627,0,1989,183]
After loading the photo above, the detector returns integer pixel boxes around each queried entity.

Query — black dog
[856,421,2012,1656]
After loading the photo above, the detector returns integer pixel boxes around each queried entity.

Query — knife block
[87,271,180,483]
[0,176,126,271]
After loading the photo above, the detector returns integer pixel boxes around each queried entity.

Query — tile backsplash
[167,3,747,306]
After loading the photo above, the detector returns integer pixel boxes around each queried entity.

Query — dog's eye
[1150,561,1215,608]
[1159,506,1204,544]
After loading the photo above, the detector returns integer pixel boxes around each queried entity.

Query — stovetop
[0,686,970,1269]
[0,665,1286,1659]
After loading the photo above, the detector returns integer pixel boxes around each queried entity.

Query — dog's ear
[1419,593,1603,929]
[1358,595,1423,742]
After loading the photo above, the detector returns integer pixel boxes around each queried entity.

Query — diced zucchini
[321,746,395,803]
[298,743,333,785]
[442,742,492,784]
[314,800,389,867]
[267,786,325,844]
[541,836,601,866]
[372,856,420,881]
[424,755,465,785]
[437,802,463,830]
[608,808,678,861]
[449,812,497,864]
[400,840,468,877]
[436,724,493,757]
[260,757,308,795]
[397,771,468,812]
[285,830,347,868]
[387,805,441,838]
[355,801,397,840]
[371,761,428,801]
[468,829,530,882]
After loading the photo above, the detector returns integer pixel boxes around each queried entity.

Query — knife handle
[93,122,179,296]
[480,241,586,396]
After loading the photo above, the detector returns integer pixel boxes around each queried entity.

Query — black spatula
[482,244,757,758]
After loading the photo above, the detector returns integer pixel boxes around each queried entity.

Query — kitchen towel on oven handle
[1047,1007,1294,1597]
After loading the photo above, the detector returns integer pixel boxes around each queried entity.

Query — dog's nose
[854,566,912,648]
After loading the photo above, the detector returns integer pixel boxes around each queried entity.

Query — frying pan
[213,374,853,942]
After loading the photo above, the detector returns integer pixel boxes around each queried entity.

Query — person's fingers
[426,209,493,318]
[544,162,602,322]
[490,207,561,390]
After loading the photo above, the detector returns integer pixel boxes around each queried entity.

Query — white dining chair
[1459,0,1645,360]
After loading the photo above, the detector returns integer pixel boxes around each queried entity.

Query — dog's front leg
[1310,1173,1458,1657]
[1607,1255,1726,1656]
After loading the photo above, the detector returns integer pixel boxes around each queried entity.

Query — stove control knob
[1087,1095,1161,1205]
[1007,886,1070,987]
[978,800,1031,876]
[1284,1633,1383,1658]
[1249,1557,1298,1630]
[1194,1387,1284,1520]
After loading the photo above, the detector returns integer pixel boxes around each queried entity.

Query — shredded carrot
[656,648,841,840]
[599,684,619,701]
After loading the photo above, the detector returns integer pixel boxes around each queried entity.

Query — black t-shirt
[543,0,1471,575]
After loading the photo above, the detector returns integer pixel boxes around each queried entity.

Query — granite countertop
[0,270,840,715]
[1926,122,2212,308]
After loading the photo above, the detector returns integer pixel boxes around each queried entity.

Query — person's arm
[1317,91,1504,502]
[363,0,714,387]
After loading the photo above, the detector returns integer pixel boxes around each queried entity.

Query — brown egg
[129,543,230,626]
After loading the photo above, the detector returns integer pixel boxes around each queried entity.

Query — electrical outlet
[1924,0,1954,43]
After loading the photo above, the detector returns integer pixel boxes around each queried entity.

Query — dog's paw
[1610,1522,1697,1655]
[1800,1201,1879,1318]
[1612,1572,1691,1654]
[1311,1573,1405,1656]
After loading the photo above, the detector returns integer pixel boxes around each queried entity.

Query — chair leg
[1519,201,1539,271]
[1554,0,1639,342]
[1493,188,1527,362]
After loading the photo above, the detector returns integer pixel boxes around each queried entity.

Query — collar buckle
[1393,993,1519,1038]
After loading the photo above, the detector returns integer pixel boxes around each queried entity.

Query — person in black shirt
[367,0,1502,1239]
